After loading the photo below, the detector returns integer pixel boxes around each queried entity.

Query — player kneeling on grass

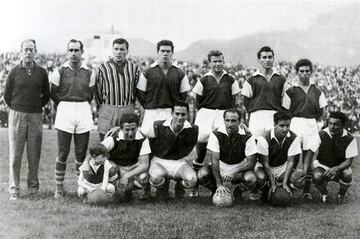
[313,112,358,204]
[148,102,199,199]
[256,111,304,204]
[77,143,118,201]
[197,108,257,203]
[101,113,151,201]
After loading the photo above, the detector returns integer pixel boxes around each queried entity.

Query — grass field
[1,128,360,239]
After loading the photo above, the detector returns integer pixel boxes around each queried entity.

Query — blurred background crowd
[0,52,359,133]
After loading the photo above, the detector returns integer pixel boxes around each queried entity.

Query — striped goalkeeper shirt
[95,59,140,108]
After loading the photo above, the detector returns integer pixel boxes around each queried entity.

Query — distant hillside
[176,4,360,66]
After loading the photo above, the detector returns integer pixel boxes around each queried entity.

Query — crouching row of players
[78,103,358,207]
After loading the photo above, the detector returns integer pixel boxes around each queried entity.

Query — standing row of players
[4,38,358,205]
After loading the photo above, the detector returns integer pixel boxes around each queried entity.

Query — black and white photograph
[0,0,359,238]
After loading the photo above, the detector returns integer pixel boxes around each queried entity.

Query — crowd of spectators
[0,52,359,133]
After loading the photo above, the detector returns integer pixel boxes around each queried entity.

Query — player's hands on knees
[216,185,231,196]
[324,167,337,180]
[298,171,306,182]
[223,175,233,182]
[268,183,277,200]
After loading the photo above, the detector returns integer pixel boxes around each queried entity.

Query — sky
[0,0,355,52]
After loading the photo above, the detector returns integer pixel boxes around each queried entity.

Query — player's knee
[243,171,257,187]
[105,183,115,195]
[58,150,70,161]
[198,166,211,185]
[341,168,352,183]
[254,169,267,186]
[312,168,324,185]
[138,173,149,185]
[77,187,87,198]
[149,168,165,186]
[149,164,165,184]
[183,173,197,188]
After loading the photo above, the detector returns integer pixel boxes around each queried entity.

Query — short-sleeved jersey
[257,129,301,167]
[136,61,190,109]
[192,71,240,110]
[317,128,358,168]
[79,159,112,184]
[101,130,151,167]
[51,61,95,102]
[149,119,198,160]
[241,69,287,113]
[207,125,257,165]
[282,82,327,119]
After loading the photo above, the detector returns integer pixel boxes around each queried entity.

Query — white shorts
[194,108,225,142]
[55,101,94,134]
[140,108,172,137]
[151,157,187,179]
[271,162,287,181]
[290,117,320,152]
[313,160,330,171]
[219,160,244,179]
[249,110,276,137]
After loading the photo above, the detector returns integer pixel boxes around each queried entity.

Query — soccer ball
[86,189,110,206]
[212,191,233,207]
[114,179,134,201]
[290,170,305,190]
[269,187,291,207]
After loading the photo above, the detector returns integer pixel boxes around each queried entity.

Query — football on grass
[212,190,233,207]
[86,189,110,206]
[270,187,291,207]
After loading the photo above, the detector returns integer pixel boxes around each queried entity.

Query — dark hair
[68,39,84,51]
[113,38,129,50]
[257,46,274,59]
[223,108,241,120]
[207,50,224,62]
[329,111,347,126]
[273,111,292,125]
[21,39,36,50]
[295,58,313,73]
[157,40,174,52]
[171,101,189,112]
[119,113,139,128]
[89,143,109,157]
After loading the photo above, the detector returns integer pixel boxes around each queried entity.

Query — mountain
[176,4,360,66]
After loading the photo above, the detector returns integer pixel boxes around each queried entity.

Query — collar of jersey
[324,127,347,138]
[293,78,316,87]
[19,61,38,69]
[162,118,192,132]
[270,128,291,145]
[217,124,246,136]
[150,60,179,68]
[252,67,280,78]
[89,159,101,173]
[204,70,229,80]
[116,130,144,140]
[62,61,89,70]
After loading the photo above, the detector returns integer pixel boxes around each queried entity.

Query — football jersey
[207,125,257,165]
[317,128,358,167]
